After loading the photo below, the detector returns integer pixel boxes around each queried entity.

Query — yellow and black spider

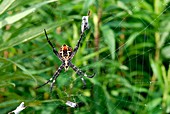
[36,15,95,92]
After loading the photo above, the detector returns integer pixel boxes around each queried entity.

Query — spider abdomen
[58,44,72,71]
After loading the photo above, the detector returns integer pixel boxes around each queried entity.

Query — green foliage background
[0,0,170,114]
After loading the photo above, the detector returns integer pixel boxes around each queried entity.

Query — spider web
[24,1,170,114]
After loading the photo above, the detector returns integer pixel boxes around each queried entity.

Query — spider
[36,26,95,92]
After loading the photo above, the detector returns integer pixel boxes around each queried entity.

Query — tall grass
[0,0,170,113]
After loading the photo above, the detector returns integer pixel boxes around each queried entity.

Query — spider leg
[49,64,64,92]
[36,64,64,92]
[70,33,84,59]
[70,22,89,59]
[69,62,95,87]
[44,29,62,59]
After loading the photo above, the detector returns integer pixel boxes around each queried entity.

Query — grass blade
[0,20,72,52]
[0,0,57,28]
[101,25,115,60]
[0,0,15,15]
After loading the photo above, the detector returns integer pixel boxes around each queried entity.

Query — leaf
[0,20,72,52]
[0,100,21,108]
[83,0,95,10]
[0,82,15,87]
[0,0,57,28]
[0,57,37,84]
[101,25,115,60]
[140,0,153,12]
[103,86,116,114]
[146,98,162,111]
[161,45,170,59]
[126,32,140,48]
[150,57,164,89]
[81,47,109,62]
[117,1,132,15]
[0,0,15,15]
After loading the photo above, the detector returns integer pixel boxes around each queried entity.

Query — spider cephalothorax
[36,13,95,92]
[59,44,72,60]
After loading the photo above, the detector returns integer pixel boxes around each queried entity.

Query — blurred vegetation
[0,0,170,114]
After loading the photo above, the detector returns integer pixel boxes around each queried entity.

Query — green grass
[0,0,170,114]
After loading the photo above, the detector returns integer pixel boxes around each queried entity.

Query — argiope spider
[36,18,95,92]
